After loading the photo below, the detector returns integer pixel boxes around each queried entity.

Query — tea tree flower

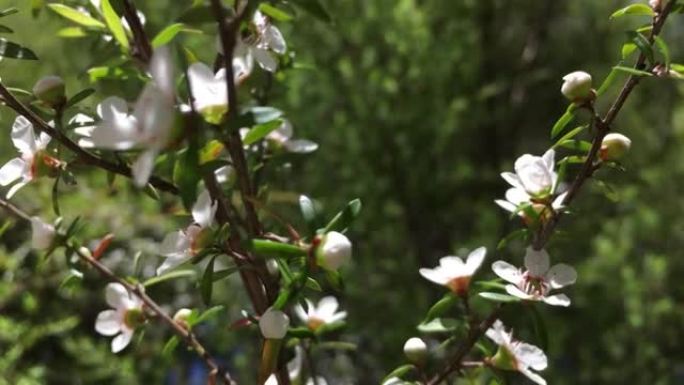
[294,296,347,331]
[157,189,217,275]
[266,120,319,154]
[187,62,228,124]
[492,247,577,306]
[259,307,290,339]
[95,283,145,353]
[419,247,486,296]
[561,71,593,102]
[0,116,61,198]
[403,337,428,365]
[231,10,287,75]
[600,133,631,161]
[486,320,547,385]
[31,217,55,250]
[315,231,352,271]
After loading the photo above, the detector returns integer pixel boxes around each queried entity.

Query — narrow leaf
[152,23,185,47]
[47,4,106,29]
[200,256,217,305]
[552,125,588,149]
[101,0,129,51]
[143,270,196,287]
[613,65,653,77]
[610,4,654,19]
[258,4,294,22]
[550,104,576,139]
[478,292,521,303]
[65,88,95,108]
[0,38,38,60]
[243,119,282,145]
[322,198,362,233]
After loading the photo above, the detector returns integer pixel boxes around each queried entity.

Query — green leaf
[259,3,294,22]
[193,305,225,325]
[57,26,88,38]
[242,119,282,145]
[552,125,588,150]
[550,104,576,139]
[325,269,344,291]
[627,31,654,64]
[424,293,459,322]
[474,279,507,291]
[65,88,95,108]
[558,139,592,152]
[527,305,548,351]
[47,4,106,29]
[497,228,530,250]
[0,7,18,18]
[289,0,331,23]
[152,23,185,47]
[101,0,129,51]
[305,277,322,291]
[249,239,306,259]
[143,269,196,287]
[417,317,461,334]
[173,142,201,210]
[610,4,654,19]
[0,38,38,60]
[288,327,316,339]
[322,198,362,233]
[211,267,238,282]
[199,139,225,164]
[613,65,653,77]
[0,25,13,33]
[597,66,622,96]
[478,292,521,303]
[200,256,217,305]
[382,364,416,384]
[161,336,180,359]
[51,175,61,216]
[654,36,671,66]
[249,106,284,124]
[621,42,637,59]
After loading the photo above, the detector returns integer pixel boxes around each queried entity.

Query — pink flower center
[520,272,549,298]
[447,276,471,296]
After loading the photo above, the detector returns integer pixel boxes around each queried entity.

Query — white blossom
[561,71,593,101]
[266,120,318,154]
[316,231,352,271]
[259,307,290,339]
[0,116,56,198]
[228,10,287,77]
[157,189,217,275]
[486,320,548,385]
[419,247,486,296]
[30,217,55,250]
[94,283,144,353]
[492,247,577,306]
[294,296,347,331]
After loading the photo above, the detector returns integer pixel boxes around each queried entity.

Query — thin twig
[0,198,235,385]
[121,0,152,63]
[0,83,179,194]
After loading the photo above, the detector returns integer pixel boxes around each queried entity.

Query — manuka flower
[486,320,548,385]
[419,247,486,296]
[94,283,145,353]
[294,296,347,331]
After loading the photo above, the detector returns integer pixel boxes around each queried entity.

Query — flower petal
[95,309,122,336]
[519,367,547,385]
[514,342,548,371]
[316,296,339,319]
[11,116,37,156]
[264,25,287,54]
[524,247,550,277]
[485,319,508,345]
[111,329,134,353]
[505,188,531,206]
[294,303,309,323]
[252,47,278,72]
[546,263,577,289]
[105,282,130,309]
[419,267,449,285]
[501,172,522,189]
[192,189,217,228]
[505,284,534,300]
[465,247,486,275]
[6,180,29,199]
[132,149,157,188]
[0,158,27,186]
[542,149,555,170]
[491,260,521,284]
[542,293,571,307]
[283,139,319,154]
[495,199,518,213]
[160,230,190,257]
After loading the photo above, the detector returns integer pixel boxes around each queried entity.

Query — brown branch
[532,0,677,250]
[121,0,152,64]
[0,198,235,385]
[0,83,179,194]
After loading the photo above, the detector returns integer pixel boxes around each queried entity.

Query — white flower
[492,247,577,306]
[187,62,230,124]
[267,120,318,154]
[77,47,175,187]
[403,337,428,365]
[0,116,57,198]
[295,296,347,331]
[600,133,632,161]
[315,231,352,271]
[419,247,486,296]
[259,307,290,339]
[486,320,547,385]
[561,71,593,101]
[229,10,287,76]
[94,283,145,353]
[173,308,193,329]
[31,217,55,250]
[495,188,566,221]
[501,150,558,197]
[157,189,217,275]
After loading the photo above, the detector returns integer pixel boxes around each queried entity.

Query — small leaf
[258,4,294,22]
[65,88,95,108]
[654,36,671,66]
[249,106,283,124]
[0,7,18,18]
[249,239,306,259]
[474,280,507,291]
[0,38,38,60]
[552,125,588,150]
[550,104,576,139]
[597,66,622,96]
[627,31,654,64]
[143,269,196,287]
[527,305,549,350]
[201,256,217,305]
[558,139,592,152]
[478,292,521,303]
[101,0,129,51]
[161,336,180,359]
[424,293,459,322]
[152,23,185,47]
[497,228,530,250]
[193,305,225,325]
[417,317,461,334]
[0,25,13,33]
[610,4,654,19]
[242,119,282,145]
[173,142,201,210]
[382,364,416,384]
[199,140,225,164]
[305,277,322,291]
[51,175,61,216]
[322,198,362,233]
[613,65,653,77]
[47,4,106,29]
[621,42,637,59]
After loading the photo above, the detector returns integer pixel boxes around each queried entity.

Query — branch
[532,0,678,250]
[121,0,152,64]
[0,82,179,194]
[0,198,235,385]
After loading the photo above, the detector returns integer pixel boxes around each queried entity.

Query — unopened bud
[650,0,662,12]
[561,71,593,102]
[78,246,93,259]
[403,337,428,365]
[600,133,632,161]
[30,217,55,250]
[173,308,193,329]
[32,75,66,108]
[266,259,280,277]
[315,231,352,271]
[259,307,289,339]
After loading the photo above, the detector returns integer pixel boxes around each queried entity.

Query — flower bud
[315,231,352,271]
[600,133,632,161]
[561,71,593,102]
[32,75,66,108]
[259,307,289,339]
[30,217,55,250]
[650,0,662,12]
[403,337,428,365]
[173,308,193,329]
[266,258,280,277]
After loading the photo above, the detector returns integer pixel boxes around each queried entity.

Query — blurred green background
[1,0,684,384]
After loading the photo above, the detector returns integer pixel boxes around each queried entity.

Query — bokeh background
[1,0,684,384]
